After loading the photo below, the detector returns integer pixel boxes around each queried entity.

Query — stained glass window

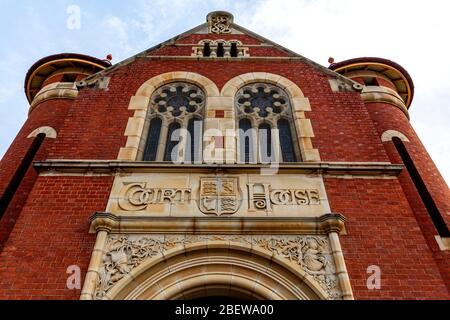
[143,82,205,162]
[259,123,273,163]
[235,83,300,163]
[186,117,203,163]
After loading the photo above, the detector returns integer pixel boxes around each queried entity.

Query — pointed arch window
[235,83,300,163]
[140,82,205,163]
[164,122,181,162]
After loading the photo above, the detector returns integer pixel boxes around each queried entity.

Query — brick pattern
[326,178,449,299]
[366,103,450,229]
[0,100,73,248]
[0,32,448,299]
[365,103,450,292]
[148,46,194,57]
[148,32,291,57]
[0,176,112,299]
[177,34,262,45]
[48,59,389,163]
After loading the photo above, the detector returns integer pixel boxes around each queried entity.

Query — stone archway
[81,214,353,301]
[104,242,327,300]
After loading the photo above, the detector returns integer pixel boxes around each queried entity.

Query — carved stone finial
[207,11,234,34]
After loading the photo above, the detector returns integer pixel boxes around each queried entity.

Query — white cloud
[102,16,134,55]
[235,0,450,184]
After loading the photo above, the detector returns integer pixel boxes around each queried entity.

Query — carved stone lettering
[248,183,321,212]
[114,178,324,215]
[118,183,191,211]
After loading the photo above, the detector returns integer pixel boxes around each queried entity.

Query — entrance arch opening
[105,243,328,300]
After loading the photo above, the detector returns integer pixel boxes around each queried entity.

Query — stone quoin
[0,11,449,300]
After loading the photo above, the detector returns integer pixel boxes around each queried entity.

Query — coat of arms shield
[199,177,241,216]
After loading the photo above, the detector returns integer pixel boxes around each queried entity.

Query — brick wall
[326,178,449,299]
[49,58,389,163]
[0,100,73,248]
[0,176,112,299]
[365,102,450,292]
[0,32,448,299]
[366,103,450,229]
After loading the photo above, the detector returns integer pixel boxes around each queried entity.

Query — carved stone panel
[94,234,342,300]
[207,11,233,34]
[199,177,241,216]
[106,173,331,217]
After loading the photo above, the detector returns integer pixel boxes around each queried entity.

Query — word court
[118,183,191,211]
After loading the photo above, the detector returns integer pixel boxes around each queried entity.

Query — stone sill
[435,236,450,251]
[34,160,403,176]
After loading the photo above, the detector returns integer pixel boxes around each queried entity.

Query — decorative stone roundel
[151,82,205,118]
[236,83,291,121]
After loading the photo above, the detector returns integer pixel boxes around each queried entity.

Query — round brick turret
[331,57,450,289]
[0,53,110,247]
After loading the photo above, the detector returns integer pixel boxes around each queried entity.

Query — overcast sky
[0,0,449,184]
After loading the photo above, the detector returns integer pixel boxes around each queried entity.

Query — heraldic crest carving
[199,177,241,216]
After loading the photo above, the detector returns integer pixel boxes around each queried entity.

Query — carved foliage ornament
[94,235,341,300]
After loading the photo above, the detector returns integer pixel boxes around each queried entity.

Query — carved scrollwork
[94,234,342,300]
[207,12,233,34]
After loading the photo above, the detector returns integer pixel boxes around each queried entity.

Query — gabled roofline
[79,18,358,90]
[229,23,358,85]
[79,23,209,84]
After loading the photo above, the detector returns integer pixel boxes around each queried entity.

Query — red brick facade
[0,15,448,300]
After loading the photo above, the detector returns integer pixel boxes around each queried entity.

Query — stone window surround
[27,126,57,139]
[139,82,206,162]
[191,39,250,58]
[381,130,410,143]
[235,82,301,163]
[118,71,320,163]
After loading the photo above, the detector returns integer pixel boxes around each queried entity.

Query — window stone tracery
[142,82,205,162]
[236,83,299,163]
[152,82,205,119]
[236,83,289,120]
